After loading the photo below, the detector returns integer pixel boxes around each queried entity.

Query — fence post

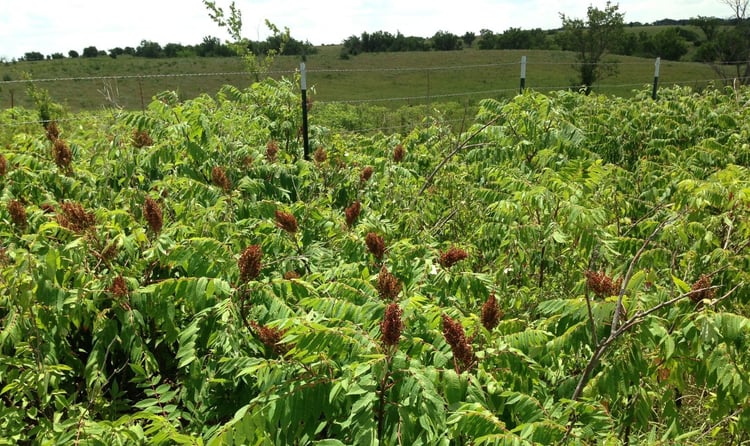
[300,62,310,160]
[652,57,660,100]
[520,56,527,94]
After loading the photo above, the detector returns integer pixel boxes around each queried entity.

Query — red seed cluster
[132,129,153,148]
[143,197,163,233]
[690,274,715,303]
[380,303,403,348]
[57,201,96,233]
[283,270,301,280]
[238,244,263,283]
[266,141,279,162]
[313,146,327,163]
[211,166,232,192]
[345,201,361,228]
[439,246,468,268]
[442,314,474,372]
[360,166,373,183]
[377,265,402,300]
[393,144,405,162]
[8,200,27,228]
[45,121,60,142]
[481,294,503,331]
[110,275,129,298]
[52,139,72,171]
[585,270,622,298]
[275,210,298,234]
[250,321,289,355]
[365,232,386,260]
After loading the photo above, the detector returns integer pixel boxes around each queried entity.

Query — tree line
[18,34,316,62]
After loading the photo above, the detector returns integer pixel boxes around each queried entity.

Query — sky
[0,0,731,60]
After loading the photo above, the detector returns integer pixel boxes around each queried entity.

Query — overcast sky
[0,0,730,60]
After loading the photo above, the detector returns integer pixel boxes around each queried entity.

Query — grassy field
[0,45,722,112]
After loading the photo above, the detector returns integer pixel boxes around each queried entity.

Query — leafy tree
[558,1,624,94]
[477,29,497,49]
[50,52,65,60]
[82,46,98,57]
[23,51,44,61]
[462,31,476,48]
[431,30,462,51]
[651,27,689,60]
[136,40,163,58]
[203,1,290,81]
[699,0,750,84]
[68,50,79,58]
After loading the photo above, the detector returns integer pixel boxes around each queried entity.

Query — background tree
[462,31,476,48]
[82,46,98,58]
[68,50,79,58]
[558,1,625,94]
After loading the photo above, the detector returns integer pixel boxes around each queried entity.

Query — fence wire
[0,58,744,134]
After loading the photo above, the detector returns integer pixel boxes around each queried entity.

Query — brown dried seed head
[585,270,622,298]
[0,153,7,176]
[110,275,129,298]
[211,166,232,192]
[143,197,163,233]
[45,121,60,142]
[250,321,289,355]
[393,144,405,162]
[8,200,27,228]
[481,294,503,331]
[442,314,474,372]
[360,166,373,183]
[377,265,402,300]
[690,274,715,303]
[132,129,153,148]
[266,141,279,162]
[275,210,298,234]
[345,201,361,228]
[313,146,327,163]
[380,303,403,348]
[239,244,263,282]
[53,139,72,170]
[439,246,468,268]
[57,201,96,233]
[365,232,385,260]
[283,270,301,280]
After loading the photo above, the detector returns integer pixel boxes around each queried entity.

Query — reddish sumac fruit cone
[313,146,327,163]
[8,200,27,228]
[360,166,373,183]
[250,321,290,355]
[0,153,7,176]
[377,265,402,300]
[58,201,95,233]
[442,314,474,373]
[365,232,385,260]
[275,210,298,234]
[380,303,403,348]
[266,141,279,162]
[110,275,129,298]
[238,245,262,283]
[132,129,153,148]
[52,139,72,170]
[585,270,622,298]
[393,144,405,162]
[143,197,163,233]
[345,201,361,228]
[690,274,715,303]
[211,166,232,192]
[439,246,468,268]
[45,121,60,142]
[481,294,503,331]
